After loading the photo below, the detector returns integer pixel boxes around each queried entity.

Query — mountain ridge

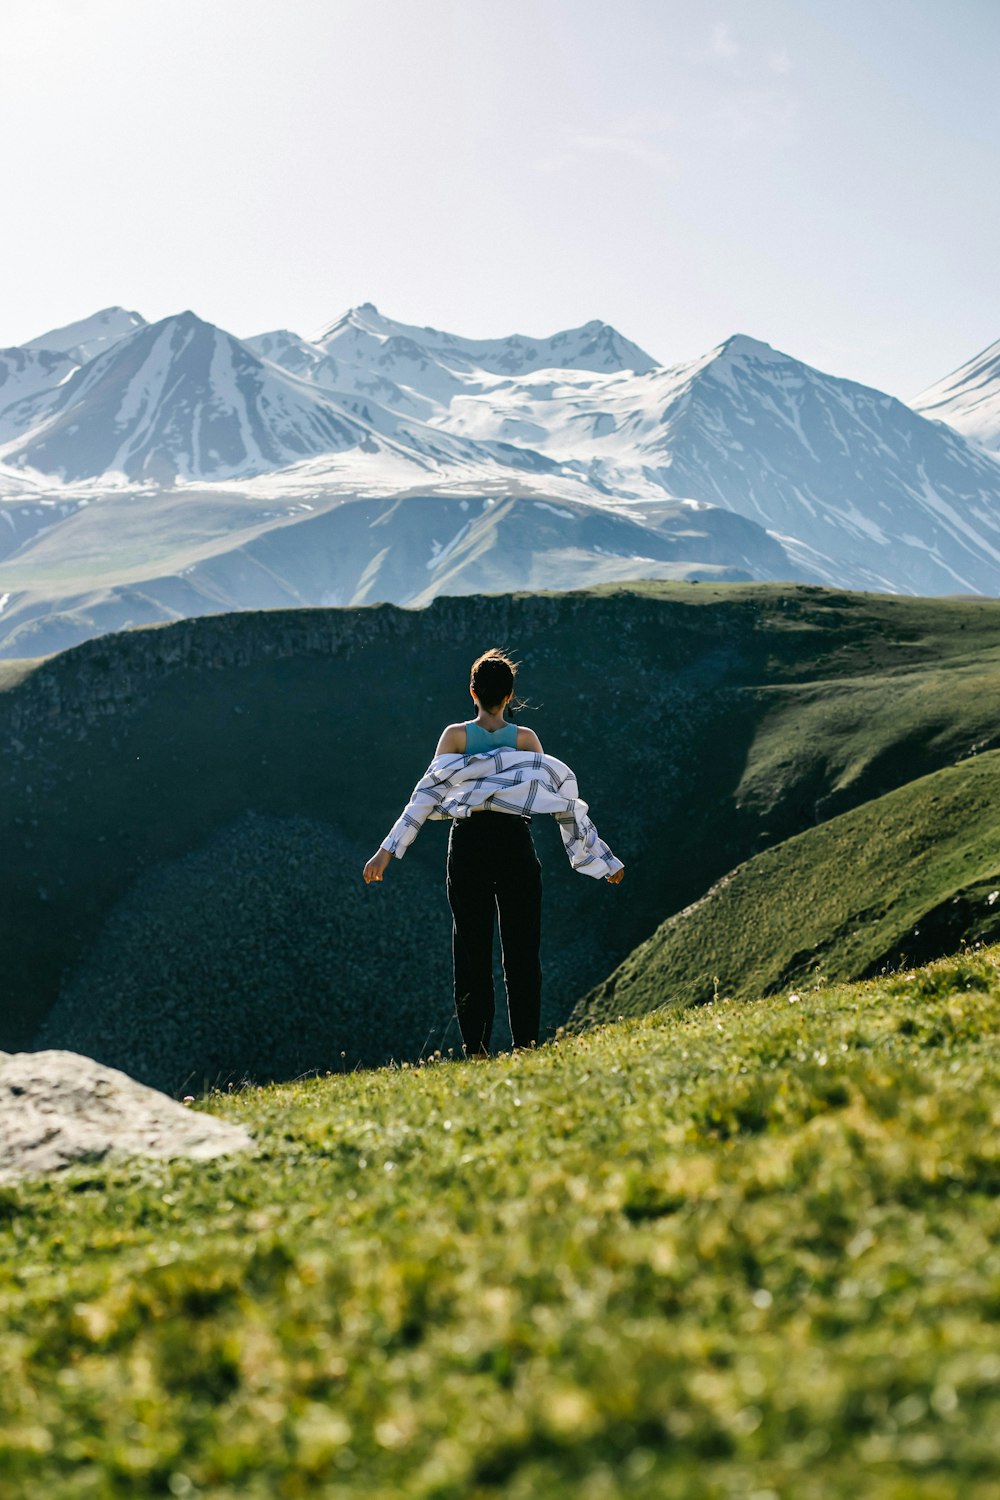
[311,301,660,376]
[21,306,147,364]
[913,334,1000,454]
[0,312,379,483]
[4,302,1000,656]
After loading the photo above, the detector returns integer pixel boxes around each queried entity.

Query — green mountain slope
[3,948,1000,1497]
[573,750,1000,1027]
[4,581,1000,1084]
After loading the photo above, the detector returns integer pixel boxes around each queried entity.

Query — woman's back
[464,719,519,754]
[361,644,624,1056]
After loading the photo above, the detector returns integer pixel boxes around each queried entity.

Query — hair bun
[470,649,518,714]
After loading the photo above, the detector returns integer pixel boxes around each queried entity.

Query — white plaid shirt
[380,748,623,879]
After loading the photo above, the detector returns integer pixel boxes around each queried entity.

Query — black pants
[446,812,542,1053]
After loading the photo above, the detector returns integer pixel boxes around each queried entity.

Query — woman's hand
[606,866,625,885]
[363,847,393,883]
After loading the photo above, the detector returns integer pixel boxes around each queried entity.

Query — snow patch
[427,520,472,570]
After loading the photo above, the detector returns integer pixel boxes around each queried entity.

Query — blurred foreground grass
[3,948,1000,1499]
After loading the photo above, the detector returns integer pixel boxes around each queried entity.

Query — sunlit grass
[3,947,1000,1497]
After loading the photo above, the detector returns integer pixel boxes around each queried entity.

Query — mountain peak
[310,306,658,376]
[716,333,782,362]
[5,309,369,484]
[21,306,147,364]
[342,302,383,326]
[912,336,1000,454]
[311,303,389,343]
[162,309,213,332]
[246,327,300,345]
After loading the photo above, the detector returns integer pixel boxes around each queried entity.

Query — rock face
[0,1050,253,1183]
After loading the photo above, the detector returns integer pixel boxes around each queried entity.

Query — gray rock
[0,1049,253,1183]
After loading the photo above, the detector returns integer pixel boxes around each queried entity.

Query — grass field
[574,748,1000,1027]
[3,944,1000,1498]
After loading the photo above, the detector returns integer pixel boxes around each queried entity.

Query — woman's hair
[470,648,523,715]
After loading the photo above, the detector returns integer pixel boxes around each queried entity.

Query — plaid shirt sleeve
[379,750,623,879]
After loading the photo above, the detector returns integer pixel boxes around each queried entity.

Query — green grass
[574,749,1000,1027]
[4,947,1000,1498]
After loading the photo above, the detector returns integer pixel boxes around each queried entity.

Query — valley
[4,581,1000,1095]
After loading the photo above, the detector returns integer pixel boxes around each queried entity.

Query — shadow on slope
[34,814,456,1094]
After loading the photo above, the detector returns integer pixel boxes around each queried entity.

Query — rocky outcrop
[0,1049,253,1183]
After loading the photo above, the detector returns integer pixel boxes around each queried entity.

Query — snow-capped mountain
[1,313,382,483]
[245,306,659,429]
[912,337,1000,455]
[2,310,594,486]
[0,346,78,440]
[600,334,1000,595]
[413,332,1000,594]
[4,298,1000,658]
[244,327,439,421]
[312,302,659,378]
[22,306,146,365]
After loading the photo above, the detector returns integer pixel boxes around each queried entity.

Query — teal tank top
[465,719,518,753]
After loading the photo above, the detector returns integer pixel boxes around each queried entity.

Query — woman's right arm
[435,722,466,756]
[363,847,392,883]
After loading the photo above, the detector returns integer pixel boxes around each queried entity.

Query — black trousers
[446,811,542,1053]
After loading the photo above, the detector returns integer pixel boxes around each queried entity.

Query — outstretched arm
[363,847,392,883]
[363,733,460,882]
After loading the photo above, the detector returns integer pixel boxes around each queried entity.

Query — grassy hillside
[574,750,1000,1028]
[3,948,1000,1497]
[4,582,1000,1085]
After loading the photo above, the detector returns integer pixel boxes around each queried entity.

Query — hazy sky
[1,0,997,398]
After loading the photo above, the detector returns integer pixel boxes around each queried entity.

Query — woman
[363,649,624,1057]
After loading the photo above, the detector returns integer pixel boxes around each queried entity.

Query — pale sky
[1,0,997,398]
